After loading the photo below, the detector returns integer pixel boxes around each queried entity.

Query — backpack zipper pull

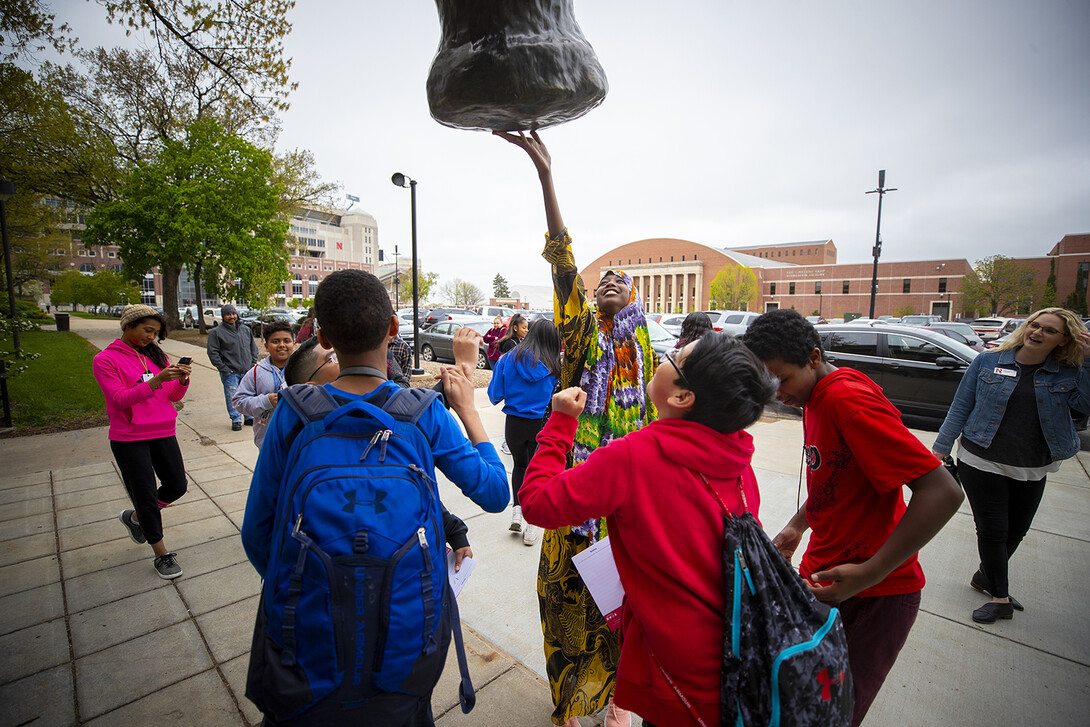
[360,431,382,461]
[379,430,392,462]
[293,513,303,534]
[735,548,756,595]
[417,527,433,574]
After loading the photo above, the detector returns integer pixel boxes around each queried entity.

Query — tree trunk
[161,264,182,330]
[194,261,206,335]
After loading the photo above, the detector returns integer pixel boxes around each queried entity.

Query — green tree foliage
[0,193,71,296]
[1065,266,1088,316]
[493,273,510,298]
[709,264,759,311]
[894,305,915,318]
[960,255,1038,317]
[0,63,121,205]
[1043,258,1058,307]
[0,0,76,60]
[47,270,136,308]
[84,118,288,331]
[441,278,484,307]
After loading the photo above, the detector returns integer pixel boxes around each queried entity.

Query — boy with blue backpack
[242,270,510,726]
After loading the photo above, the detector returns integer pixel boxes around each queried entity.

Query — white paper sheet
[446,546,475,598]
[571,536,624,630]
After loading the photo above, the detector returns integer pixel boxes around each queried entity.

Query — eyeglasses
[664,350,691,388]
[307,352,337,382]
[1027,321,1063,336]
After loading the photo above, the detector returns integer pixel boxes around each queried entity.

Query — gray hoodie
[207,322,259,375]
[231,356,287,448]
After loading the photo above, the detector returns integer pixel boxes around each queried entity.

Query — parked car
[524,310,552,323]
[645,318,679,361]
[703,310,761,336]
[657,313,687,337]
[877,315,901,323]
[970,317,1016,340]
[417,318,494,369]
[816,324,977,419]
[248,311,301,338]
[805,315,828,325]
[180,305,220,329]
[919,321,985,351]
[423,307,479,327]
[899,314,943,326]
[480,305,517,319]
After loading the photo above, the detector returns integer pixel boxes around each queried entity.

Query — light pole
[394,244,399,310]
[865,170,897,319]
[391,173,424,374]
[1,179,16,429]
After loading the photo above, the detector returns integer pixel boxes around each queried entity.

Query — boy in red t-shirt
[743,310,963,726]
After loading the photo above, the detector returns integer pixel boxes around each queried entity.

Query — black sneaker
[231,421,243,431]
[119,509,146,544]
[244,417,254,426]
[154,552,183,580]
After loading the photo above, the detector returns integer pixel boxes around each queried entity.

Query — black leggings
[957,461,1047,599]
[110,436,188,545]
[505,414,546,506]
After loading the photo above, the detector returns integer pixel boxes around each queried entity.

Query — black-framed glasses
[664,350,691,388]
[307,352,337,382]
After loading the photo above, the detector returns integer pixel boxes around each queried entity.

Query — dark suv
[816,324,977,419]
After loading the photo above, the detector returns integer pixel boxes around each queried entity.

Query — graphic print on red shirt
[801,367,938,598]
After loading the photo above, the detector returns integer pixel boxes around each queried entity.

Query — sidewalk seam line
[51,468,82,725]
[923,609,1090,669]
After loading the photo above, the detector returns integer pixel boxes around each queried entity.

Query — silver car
[417,318,495,370]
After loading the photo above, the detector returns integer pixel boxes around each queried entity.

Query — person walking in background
[295,306,316,343]
[674,310,713,349]
[483,316,508,365]
[487,319,561,545]
[207,304,259,431]
[92,304,192,579]
[495,313,528,356]
[232,320,295,449]
[388,333,413,376]
[933,308,1090,624]
[497,129,657,727]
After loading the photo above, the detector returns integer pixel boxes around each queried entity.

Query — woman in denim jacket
[934,308,1090,624]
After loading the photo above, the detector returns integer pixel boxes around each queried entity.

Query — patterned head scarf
[571,270,657,538]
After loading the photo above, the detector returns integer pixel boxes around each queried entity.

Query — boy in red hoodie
[742,309,963,726]
[520,332,778,727]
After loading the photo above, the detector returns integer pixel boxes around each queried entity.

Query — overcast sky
[56,0,1090,301]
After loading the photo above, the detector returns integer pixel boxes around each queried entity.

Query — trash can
[55,313,70,332]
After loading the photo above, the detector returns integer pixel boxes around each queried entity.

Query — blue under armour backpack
[245,383,475,723]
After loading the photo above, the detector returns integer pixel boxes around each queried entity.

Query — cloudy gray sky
[57,0,1090,300]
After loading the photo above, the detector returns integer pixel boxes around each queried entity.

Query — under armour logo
[816,668,844,700]
[342,489,387,515]
[804,444,822,471]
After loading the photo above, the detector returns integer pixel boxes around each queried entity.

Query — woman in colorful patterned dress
[496,130,657,727]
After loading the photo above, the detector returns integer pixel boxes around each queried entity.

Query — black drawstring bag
[653,473,854,727]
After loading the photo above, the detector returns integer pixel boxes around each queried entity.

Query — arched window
[307,274,319,295]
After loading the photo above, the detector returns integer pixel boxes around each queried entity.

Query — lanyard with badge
[138,353,156,384]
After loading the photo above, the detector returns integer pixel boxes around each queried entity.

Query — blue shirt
[242,380,509,577]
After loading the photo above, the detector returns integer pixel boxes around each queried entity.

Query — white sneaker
[509,505,522,533]
[523,524,538,546]
[500,440,510,455]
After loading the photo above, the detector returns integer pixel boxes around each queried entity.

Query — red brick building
[578,233,1089,320]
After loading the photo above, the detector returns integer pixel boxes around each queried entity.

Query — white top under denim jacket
[232,357,287,448]
[934,348,1090,468]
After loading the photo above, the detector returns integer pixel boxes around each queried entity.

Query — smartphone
[177,356,192,365]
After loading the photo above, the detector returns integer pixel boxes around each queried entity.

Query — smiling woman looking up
[496,130,657,727]
[934,308,1090,625]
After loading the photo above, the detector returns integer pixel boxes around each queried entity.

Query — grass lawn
[1,330,108,436]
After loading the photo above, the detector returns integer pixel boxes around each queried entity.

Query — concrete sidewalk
[2,317,1088,725]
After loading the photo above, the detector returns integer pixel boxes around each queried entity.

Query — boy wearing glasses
[520,333,778,727]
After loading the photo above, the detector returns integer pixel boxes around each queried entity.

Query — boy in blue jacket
[243,270,509,726]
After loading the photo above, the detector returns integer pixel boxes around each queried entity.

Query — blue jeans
[220,371,243,423]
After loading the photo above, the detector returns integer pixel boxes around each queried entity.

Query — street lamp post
[391,173,424,375]
[394,244,400,310]
[865,170,897,319]
[1,179,17,429]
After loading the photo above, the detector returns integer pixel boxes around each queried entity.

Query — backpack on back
[246,382,475,723]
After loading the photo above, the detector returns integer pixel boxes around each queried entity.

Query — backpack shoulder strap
[381,387,442,425]
[281,383,341,423]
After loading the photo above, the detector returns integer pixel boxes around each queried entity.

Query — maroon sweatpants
[837,590,921,727]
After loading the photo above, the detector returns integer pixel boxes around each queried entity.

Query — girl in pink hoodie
[92,305,192,579]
